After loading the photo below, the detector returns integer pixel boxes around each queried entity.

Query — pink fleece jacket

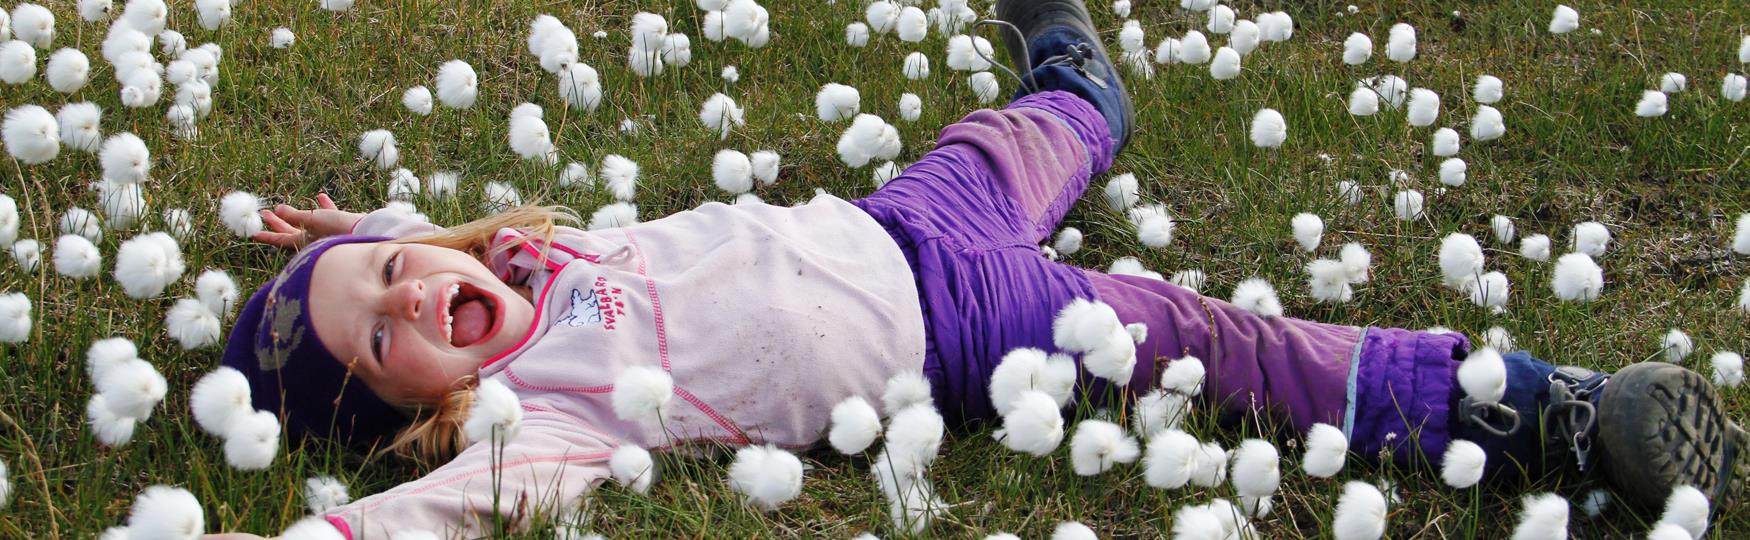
[323,194,926,538]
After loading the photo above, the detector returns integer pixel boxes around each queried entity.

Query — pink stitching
[674,387,749,444]
[504,367,613,394]
[349,451,612,515]
[620,230,671,372]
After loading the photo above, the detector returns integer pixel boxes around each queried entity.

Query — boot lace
[972,20,1109,96]
[1545,367,1608,472]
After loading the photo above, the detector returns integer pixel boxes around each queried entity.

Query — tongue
[451,299,492,347]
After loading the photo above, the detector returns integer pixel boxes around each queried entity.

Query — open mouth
[441,280,502,348]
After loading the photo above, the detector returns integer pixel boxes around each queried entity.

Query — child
[215,1,1744,537]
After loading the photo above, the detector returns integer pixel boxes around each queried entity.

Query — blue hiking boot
[1457,355,1746,513]
[990,0,1134,151]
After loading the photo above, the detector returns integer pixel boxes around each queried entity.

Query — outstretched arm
[249,193,366,250]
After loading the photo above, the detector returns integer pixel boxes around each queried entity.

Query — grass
[2,0,1749,538]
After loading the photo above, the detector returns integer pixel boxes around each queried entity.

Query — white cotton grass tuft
[746,150,780,185]
[165,298,221,349]
[1307,259,1354,304]
[1648,523,1694,540]
[610,444,657,494]
[57,102,103,154]
[0,456,8,509]
[8,241,37,274]
[190,367,252,437]
[304,476,351,514]
[589,202,639,231]
[1052,522,1098,540]
[1406,88,1440,127]
[1103,173,1139,211]
[1230,439,1281,499]
[836,114,902,168]
[1660,72,1688,93]
[1343,33,1372,65]
[899,93,923,122]
[1053,227,1084,256]
[944,34,994,71]
[357,129,399,170]
[1432,128,1461,157]
[1231,278,1283,318]
[1466,271,1510,311]
[1135,210,1175,250]
[1655,485,1709,539]
[1471,105,1506,141]
[1458,347,1508,405]
[113,232,185,298]
[1551,252,1604,302]
[1392,190,1425,221]
[1209,47,1241,80]
[1636,90,1668,117]
[1142,428,1200,489]
[223,409,280,470]
[711,150,754,195]
[1485,215,1517,246]
[969,72,1001,103]
[846,22,871,47]
[1249,108,1287,149]
[1229,20,1261,56]
[0,293,27,343]
[4,105,61,164]
[1572,221,1610,257]
[1178,31,1212,64]
[1519,234,1552,262]
[1549,5,1580,34]
[1069,419,1141,476]
[1290,213,1323,251]
[1205,7,1233,34]
[54,234,102,279]
[62,207,102,243]
[1661,329,1694,364]
[1347,87,1380,116]
[1731,213,1750,255]
[988,348,1075,414]
[435,60,479,109]
[1302,423,1348,478]
[46,48,90,93]
[815,83,861,122]
[882,370,934,415]
[464,378,523,444]
[1511,493,1570,540]
[282,516,349,540]
[872,161,902,187]
[508,112,555,163]
[1385,23,1416,63]
[1712,351,1744,387]
[1153,37,1182,65]
[829,395,882,454]
[996,389,1065,456]
[896,6,928,42]
[699,93,746,140]
[86,337,137,382]
[76,0,108,23]
[1440,439,1487,488]
[0,39,35,84]
[97,180,145,230]
[483,182,522,213]
[87,394,137,446]
[1159,355,1206,396]
[97,358,167,422]
[270,28,296,49]
[1131,389,1188,437]
[1050,298,1137,384]
[127,485,205,540]
[557,63,604,112]
[727,444,803,511]
[903,51,930,80]
[610,365,673,426]
[596,154,640,202]
[1333,481,1388,540]
[1474,75,1505,104]
[1439,233,1485,289]
[1110,257,1164,281]
[1190,441,1229,487]
[1724,74,1748,102]
[1257,11,1294,42]
[1578,488,1611,518]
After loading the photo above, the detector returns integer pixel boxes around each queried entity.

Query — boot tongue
[451,298,492,347]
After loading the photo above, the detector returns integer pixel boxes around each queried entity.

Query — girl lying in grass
[210,1,1743,537]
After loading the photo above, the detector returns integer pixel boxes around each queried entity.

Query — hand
[251,193,365,250]
[201,534,270,540]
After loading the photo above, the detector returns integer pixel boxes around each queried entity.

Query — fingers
[316,193,338,210]
[260,207,297,234]
[250,230,302,250]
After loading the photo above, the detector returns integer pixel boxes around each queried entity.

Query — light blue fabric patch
[1343,327,1370,440]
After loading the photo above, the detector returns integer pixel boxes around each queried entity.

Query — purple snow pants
[855,91,1466,462]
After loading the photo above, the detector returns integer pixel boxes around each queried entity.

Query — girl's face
[308,243,534,408]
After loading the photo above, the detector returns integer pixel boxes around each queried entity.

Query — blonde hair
[375,205,579,464]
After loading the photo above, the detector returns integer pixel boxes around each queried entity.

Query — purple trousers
[855,91,1465,462]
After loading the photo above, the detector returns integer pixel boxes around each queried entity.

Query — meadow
[1,0,1748,538]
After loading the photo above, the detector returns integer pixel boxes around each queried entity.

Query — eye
[370,323,387,362]
[382,252,398,285]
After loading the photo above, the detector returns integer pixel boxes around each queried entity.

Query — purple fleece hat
[220,234,407,446]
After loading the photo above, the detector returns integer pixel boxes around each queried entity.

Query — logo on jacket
[557,276,624,330]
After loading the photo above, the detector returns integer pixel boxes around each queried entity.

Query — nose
[387,279,425,321]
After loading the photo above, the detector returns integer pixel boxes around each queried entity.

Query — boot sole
[1597,361,1748,512]
[991,0,1135,147]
